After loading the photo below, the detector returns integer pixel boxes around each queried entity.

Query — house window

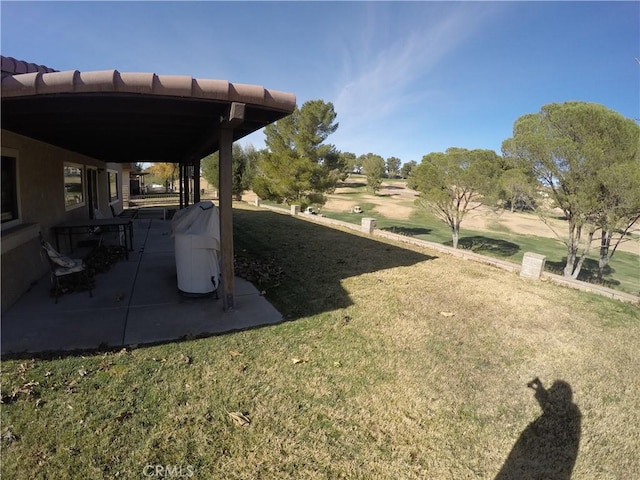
[1,155,18,224]
[64,163,85,209]
[108,170,119,202]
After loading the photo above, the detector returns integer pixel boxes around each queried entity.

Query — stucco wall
[1,130,123,312]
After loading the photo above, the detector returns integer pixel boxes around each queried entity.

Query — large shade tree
[499,164,538,213]
[201,143,258,199]
[253,99,343,207]
[386,157,402,179]
[361,153,386,194]
[146,163,178,192]
[401,160,418,179]
[502,101,640,279]
[409,148,503,248]
[594,159,640,278]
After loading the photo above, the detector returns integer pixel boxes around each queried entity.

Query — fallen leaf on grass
[1,427,18,444]
[78,369,88,377]
[227,411,251,427]
[66,380,78,394]
[115,411,132,422]
[439,312,455,317]
[292,358,308,364]
[229,351,242,357]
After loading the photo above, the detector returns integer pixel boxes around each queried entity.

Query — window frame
[63,162,86,211]
[108,169,119,203]
[1,148,21,231]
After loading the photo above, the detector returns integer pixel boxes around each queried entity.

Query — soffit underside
[1,93,287,163]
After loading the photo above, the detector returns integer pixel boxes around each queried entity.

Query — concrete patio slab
[1,216,283,357]
[123,278,282,346]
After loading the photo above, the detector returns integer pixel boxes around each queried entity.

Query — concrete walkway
[1,215,283,357]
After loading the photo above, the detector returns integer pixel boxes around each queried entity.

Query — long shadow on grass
[381,226,432,236]
[446,236,520,257]
[336,181,367,188]
[546,258,620,287]
[233,208,436,320]
[495,377,581,480]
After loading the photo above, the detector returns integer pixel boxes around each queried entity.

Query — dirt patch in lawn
[323,194,414,220]
[323,197,360,212]
[371,201,414,220]
[463,206,565,238]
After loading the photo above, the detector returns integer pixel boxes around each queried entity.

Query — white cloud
[331,4,497,155]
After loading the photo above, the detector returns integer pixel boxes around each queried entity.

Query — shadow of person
[495,378,581,480]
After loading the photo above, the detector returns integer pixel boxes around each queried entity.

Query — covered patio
[1,209,283,356]
[1,58,296,312]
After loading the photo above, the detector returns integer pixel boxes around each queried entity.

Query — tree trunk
[598,230,613,280]
[564,249,577,277]
[571,228,595,280]
[451,228,459,249]
[563,221,580,277]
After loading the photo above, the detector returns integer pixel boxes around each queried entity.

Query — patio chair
[40,235,93,303]
[93,208,126,250]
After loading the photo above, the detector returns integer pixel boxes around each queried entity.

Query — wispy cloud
[331,4,497,154]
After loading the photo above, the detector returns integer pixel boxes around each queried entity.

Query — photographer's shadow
[495,378,581,480]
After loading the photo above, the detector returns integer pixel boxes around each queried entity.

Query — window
[108,170,119,202]
[64,163,84,209]
[1,155,18,224]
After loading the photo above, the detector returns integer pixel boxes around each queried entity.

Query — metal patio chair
[40,234,93,303]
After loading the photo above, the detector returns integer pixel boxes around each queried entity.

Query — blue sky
[2,1,638,164]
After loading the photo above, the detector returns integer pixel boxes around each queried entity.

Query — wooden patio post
[218,102,245,311]
[193,158,201,204]
[219,127,235,310]
[179,161,184,209]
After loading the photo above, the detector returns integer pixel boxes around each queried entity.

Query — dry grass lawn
[1,205,638,479]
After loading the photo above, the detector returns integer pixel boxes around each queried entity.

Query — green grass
[2,204,639,479]
[321,206,640,296]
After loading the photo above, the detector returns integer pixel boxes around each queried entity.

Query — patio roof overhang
[1,57,296,312]
[0,67,296,164]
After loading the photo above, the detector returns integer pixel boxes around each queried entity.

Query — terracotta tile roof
[1,55,58,75]
[0,57,294,112]
[1,56,296,163]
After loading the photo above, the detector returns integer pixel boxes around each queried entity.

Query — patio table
[53,217,134,259]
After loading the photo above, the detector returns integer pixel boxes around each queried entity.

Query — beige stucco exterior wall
[1,129,123,312]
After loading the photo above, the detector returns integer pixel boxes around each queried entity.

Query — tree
[409,148,502,248]
[401,160,417,179]
[502,101,639,279]
[499,166,538,212]
[386,157,402,178]
[353,155,364,174]
[201,143,258,199]
[146,163,177,192]
[361,153,386,194]
[253,99,342,207]
[340,151,358,174]
[591,144,640,279]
